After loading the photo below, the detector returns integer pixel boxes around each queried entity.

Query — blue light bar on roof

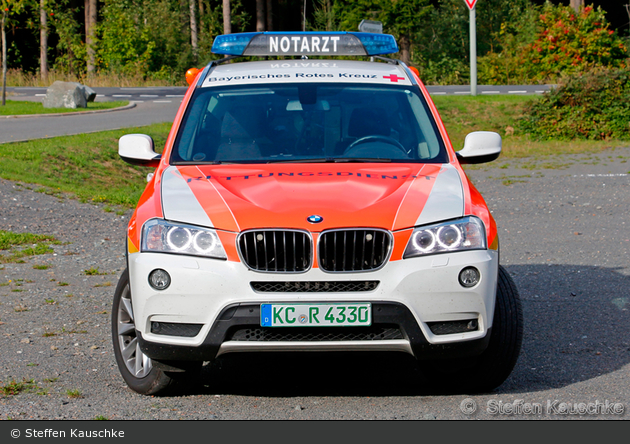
[211,32,261,56]
[212,32,399,57]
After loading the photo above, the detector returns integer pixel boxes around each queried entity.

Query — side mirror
[456,131,502,164]
[119,134,161,167]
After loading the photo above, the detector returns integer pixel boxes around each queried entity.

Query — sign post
[464,0,478,96]
[358,20,383,62]
[358,20,383,34]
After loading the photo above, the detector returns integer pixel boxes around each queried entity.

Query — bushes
[519,67,630,140]
[479,3,629,85]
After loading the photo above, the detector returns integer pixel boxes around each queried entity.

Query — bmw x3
[112,31,523,395]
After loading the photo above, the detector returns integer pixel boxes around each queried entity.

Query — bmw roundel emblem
[307,215,324,224]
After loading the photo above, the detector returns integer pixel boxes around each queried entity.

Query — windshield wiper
[174,161,224,165]
[333,158,392,163]
[267,157,392,164]
[267,158,333,164]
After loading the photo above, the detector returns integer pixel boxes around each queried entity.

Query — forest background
[1,0,629,87]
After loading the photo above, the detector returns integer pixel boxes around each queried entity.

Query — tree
[384,0,431,64]
[312,0,431,65]
[40,0,48,81]
[569,0,584,13]
[265,0,272,31]
[1,8,6,105]
[190,0,198,59]
[2,0,27,105]
[414,0,533,84]
[223,0,230,33]
[311,0,337,31]
[256,0,264,31]
[49,0,85,77]
[98,0,155,76]
[85,0,97,76]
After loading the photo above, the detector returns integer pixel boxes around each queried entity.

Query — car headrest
[348,108,390,138]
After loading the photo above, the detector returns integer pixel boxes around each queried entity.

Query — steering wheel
[344,135,408,156]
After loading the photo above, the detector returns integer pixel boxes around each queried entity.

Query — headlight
[403,216,486,258]
[141,219,227,260]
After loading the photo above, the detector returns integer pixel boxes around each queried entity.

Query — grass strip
[0,231,58,250]
[0,100,130,116]
[0,230,60,264]
[431,95,626,158]
[0,123,171,207]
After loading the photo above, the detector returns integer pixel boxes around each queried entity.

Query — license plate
[261,303,371,327]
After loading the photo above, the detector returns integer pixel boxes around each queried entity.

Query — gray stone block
[43,81,97,108]
[79,84,97,103]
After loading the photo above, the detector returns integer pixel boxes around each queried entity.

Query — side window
[175,95,210,161]
[406,92,441,159]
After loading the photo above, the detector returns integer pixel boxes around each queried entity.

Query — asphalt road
[0,101,182,144]
[5,86,188,103]
[2,87,186,144]
[5,84,552,102]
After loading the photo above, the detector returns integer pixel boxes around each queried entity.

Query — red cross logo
[383,74,405,83]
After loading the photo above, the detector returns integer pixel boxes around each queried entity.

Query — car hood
[160,163,464,232]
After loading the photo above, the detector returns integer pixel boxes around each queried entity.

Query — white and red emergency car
[112,32,523,395]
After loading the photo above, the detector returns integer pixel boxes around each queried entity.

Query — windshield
[171,83,448,164]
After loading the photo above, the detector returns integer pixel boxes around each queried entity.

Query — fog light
[459,267,480,288]
[148,269,171,290]
[466,319,478,331]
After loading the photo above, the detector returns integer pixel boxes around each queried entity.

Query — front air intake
[229,325,404,342]
[250,281,379,293]
[238,230,312,273]
[318,229,392,272]
[427,319,479,335]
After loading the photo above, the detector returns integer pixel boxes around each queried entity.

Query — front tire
[423,265,523,393]
[111,269,200,395]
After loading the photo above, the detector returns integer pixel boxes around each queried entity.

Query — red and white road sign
[464,0,478,10]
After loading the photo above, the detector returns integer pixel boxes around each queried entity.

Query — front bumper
[128,249,498,361]
[138,302,492,362]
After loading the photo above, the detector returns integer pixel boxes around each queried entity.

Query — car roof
[201,60,413,88]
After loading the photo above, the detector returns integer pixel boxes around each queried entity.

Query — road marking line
[454,91,470,95]
[112,94,132,97]
[535,91,545,94]
[140,95,159,98]
[166,95,185,98]
[572,174,628,178]
[153,100,172,103]
[35,94,46,97]
[430,92,447,95]
[508,90,527,94]
[481,91,500,94]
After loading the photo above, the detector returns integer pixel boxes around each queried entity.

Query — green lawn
[0,123,171,207]
[431,95,621,158]
[0,100,129,116]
